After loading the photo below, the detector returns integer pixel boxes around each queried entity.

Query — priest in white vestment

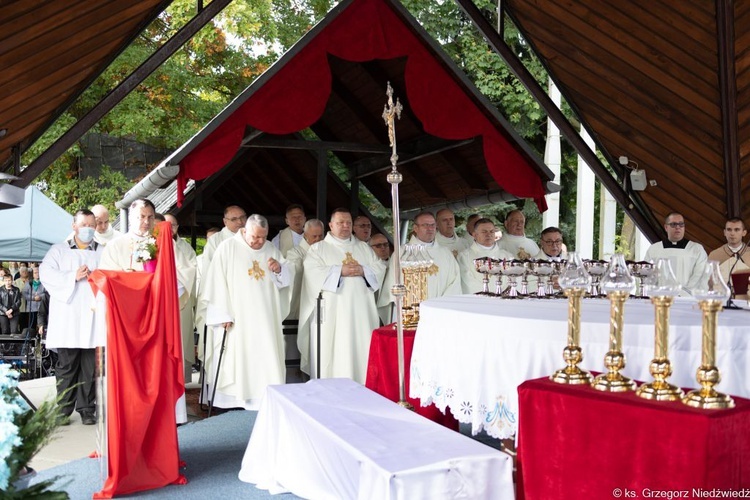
[286,219,324,321]
[435,208,470,258]
[497,209,540,259]
[458,218,514,294]
[298,208,385,382]
[271,204,306,257]
[204,215,294,410]
[92,204,122,247]
[196,207,246,362]
[707,218,749,296]
[40,209,103,425]
[462,213,480,246]
[166,214,198,380]
[379,212,462,317]
[644,212,708,295]
[369,234,393,325]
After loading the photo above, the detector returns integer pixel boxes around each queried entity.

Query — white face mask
[77,227,95,243]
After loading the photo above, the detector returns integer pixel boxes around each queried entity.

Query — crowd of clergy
[28,198,748,424]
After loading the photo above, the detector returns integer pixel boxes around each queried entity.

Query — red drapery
[366,325,458,429]
[89,221,186,498]
[517,377,750,500]
[178,0,548,211]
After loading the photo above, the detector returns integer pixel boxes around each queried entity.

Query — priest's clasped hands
[341,263,364,277]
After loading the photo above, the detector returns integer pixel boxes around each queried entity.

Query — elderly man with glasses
[536,227,567,262]
[644,212,708,295]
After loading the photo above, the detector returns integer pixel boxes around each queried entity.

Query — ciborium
[584,260,608,297]
[551,253,593,384]
[683,261,735,409]
[502,259,527,298]
[592,253,637,392]
[474,257,492,296]
[636,259,684,401]
[628,260,655,299]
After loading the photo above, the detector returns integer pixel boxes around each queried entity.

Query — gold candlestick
[682,299,735,409]
[550,288,592,384]
[636,295,684,400]
[592,253,636,392]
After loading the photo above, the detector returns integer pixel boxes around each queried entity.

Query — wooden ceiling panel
[0,0,169,171]
[505,0,743,249]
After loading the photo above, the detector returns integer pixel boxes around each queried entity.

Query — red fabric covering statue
[89,221,186,498]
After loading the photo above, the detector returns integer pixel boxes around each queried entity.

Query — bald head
[92,204,111,234]
[436,208,456,238]
[353,215,372,242]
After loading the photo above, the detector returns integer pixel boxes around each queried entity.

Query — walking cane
[198,324,208,409]
[207,326,228,418]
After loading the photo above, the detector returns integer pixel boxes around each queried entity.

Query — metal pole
[207,327,228,418]
[382,82,412,410]
[315,292,323,379]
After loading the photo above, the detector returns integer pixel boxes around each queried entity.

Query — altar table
[410,295,750,439]
[517,377,750,499]
[240,378,514,499]
[365,325,458,429]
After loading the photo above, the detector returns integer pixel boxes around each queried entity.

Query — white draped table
[410,295,750,440]
[240,378,514,499]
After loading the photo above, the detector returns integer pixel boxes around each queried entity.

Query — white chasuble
[457,242,514,294]
[174,237,198,380]
[204,234,293,409]
[285,239,311,320]
[298,234,385,383]
[497,233,540,260]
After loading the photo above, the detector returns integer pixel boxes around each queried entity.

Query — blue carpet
[30,410,302,499]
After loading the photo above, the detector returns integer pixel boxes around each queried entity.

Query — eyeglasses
[542,239,563,245]
[356,224,372,228]
[225,215,247,223]
[371,243,389,249]
[666,222,685,228]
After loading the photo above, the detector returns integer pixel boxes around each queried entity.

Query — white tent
[0,186,72,262]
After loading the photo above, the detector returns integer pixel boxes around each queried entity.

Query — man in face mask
[39,209,103,425]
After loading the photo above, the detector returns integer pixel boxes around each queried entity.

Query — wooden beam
[243,136,390,154]
[455,0,662,242]
[716,0,741,218]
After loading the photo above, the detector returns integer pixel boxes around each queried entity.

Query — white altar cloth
[410,295,750,440]
[239,378,514,500]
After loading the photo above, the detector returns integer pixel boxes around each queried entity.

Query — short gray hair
[245,214,268,231]
[304,219,324,232]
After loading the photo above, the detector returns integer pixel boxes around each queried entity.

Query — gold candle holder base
[636,358,684,401]
[397,400,414,410]
[591,351,636,392]
[682,365,735,409]
[550,345,593,385]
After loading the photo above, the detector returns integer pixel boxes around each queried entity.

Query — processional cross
[382,82,403,168]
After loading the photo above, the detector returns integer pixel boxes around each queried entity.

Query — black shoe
[81,412,96,425]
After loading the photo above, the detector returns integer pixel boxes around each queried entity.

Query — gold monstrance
[383,82,412,410]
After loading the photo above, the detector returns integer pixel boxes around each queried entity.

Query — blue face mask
[77,227,95,243]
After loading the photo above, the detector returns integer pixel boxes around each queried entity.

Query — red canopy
[178,0,548,211]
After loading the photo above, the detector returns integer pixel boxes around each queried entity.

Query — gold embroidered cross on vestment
[248,260,265,280]
[342,252,360,266]
[427,263,439,276]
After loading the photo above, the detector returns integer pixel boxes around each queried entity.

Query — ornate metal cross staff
[382,82,412,409]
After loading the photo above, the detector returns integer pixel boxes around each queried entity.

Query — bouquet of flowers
[133,233,158,263]
[0,364,68,498]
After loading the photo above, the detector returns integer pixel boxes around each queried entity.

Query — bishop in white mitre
[298,209,385,383]
[457,218,514,294]
[204,215,294,410]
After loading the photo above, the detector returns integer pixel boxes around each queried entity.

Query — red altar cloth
[517,377,750,500]
[366,324,458,430]
[89,222,185,498]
